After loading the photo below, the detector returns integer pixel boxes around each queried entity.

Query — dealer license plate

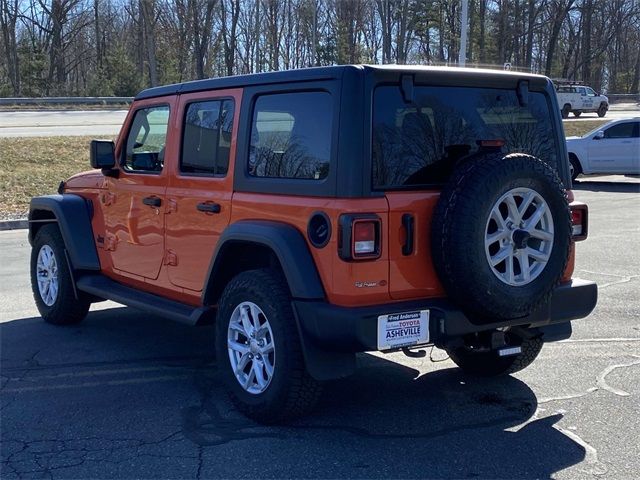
[377,310,430,351]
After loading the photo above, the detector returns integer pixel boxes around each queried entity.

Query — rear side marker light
[338,214,382,261]
[570,203,588,241]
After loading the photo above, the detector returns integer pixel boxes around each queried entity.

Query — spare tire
[431,153,571,321]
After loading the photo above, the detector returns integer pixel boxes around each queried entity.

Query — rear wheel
[30,224,90,325]
[447,334,544,376]
[572,110,582,118]
[561,104,571,119]
[215,269,322,424]
[597,104,607,118]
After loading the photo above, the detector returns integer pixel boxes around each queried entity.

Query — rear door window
[248,91,332,180]
[372,86,559,189]
[181,99,235,176]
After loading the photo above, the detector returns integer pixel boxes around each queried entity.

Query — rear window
[248,91,332,180]
[372,86,559,189]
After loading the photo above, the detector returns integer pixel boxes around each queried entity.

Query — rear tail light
[477,139,505,148]
[353,221,376,254]
[339,214,381,260]
[570,203,588,241]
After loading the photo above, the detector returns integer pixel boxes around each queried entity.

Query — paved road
[0,110,126,137]
[1,178,639,479]
[0,107,638,137]
[563,109,639,122]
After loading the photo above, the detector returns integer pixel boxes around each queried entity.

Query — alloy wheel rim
[484,187,554,286]
[36,245,59,306]
[227,301,275,395]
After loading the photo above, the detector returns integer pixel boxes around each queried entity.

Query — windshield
[372,85,560,189]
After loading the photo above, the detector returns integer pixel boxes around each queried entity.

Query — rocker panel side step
[76,274,210,326]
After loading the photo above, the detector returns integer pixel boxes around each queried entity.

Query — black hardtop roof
[135,64,551,100]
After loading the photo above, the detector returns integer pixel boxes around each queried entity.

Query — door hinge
[100,192,116,206]
[105,233,117,251]
[164,250,178,266]
[166,199,178,214]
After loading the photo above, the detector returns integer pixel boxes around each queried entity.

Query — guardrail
[0,96,133,106]
[607,93,639,105]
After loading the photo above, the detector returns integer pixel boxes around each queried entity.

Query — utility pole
[459,0,468,67]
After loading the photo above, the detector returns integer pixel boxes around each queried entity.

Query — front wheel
[569,155,582,182]
[30,224,90,325]
[446,335,544,376]
[215,269,322,424]
[597,104,607,117]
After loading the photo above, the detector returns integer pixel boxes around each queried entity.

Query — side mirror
[593,131,605,140]
[90,140,116,169]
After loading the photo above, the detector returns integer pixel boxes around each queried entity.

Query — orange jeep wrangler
[29,65,597,423]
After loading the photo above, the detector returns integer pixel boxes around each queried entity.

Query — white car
[566,118,640,181]
[556,84,609,118]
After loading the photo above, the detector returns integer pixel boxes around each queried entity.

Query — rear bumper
[293,279,597,353]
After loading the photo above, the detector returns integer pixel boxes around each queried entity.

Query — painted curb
[0,219,28,231]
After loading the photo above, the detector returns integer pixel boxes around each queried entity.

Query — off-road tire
[569,154,582,182]
[572,110,582,118]
[597,103,607,118]
[431,153,571,321]
[30,224,90,325]
[446,335,544,376]
[561,104,571,119]
[215,268,322,424]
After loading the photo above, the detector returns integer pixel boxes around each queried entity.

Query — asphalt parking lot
[1,176,639,479]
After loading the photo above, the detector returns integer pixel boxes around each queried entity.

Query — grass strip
[0,120,608,218]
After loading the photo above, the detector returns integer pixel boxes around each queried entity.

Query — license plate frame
[377,310,430,351]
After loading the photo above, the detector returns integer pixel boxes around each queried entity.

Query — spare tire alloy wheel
[431,153,571,321]
[227,301,275,394]
[485,187,554,286]
[36,245,59,306]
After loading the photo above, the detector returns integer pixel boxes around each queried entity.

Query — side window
[586,87,596,96]
[181,99,235,176]
[248,91,332,180]
[123,105,170,173]
[604,122,635,139]
[577,87,586,95]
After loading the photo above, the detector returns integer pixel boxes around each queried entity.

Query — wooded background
[1,0,639,97]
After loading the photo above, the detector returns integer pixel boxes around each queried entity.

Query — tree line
[1,0,639,97]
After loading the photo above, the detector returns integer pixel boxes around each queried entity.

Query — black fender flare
[29,194,100,271]
[202,220,325,305]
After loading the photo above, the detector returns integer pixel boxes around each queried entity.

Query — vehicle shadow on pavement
[1,306,586,479]
[573,180,640,193]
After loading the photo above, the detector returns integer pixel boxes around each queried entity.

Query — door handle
[142,196,162,207]
[196,202,221,214]
[402,214,415,256]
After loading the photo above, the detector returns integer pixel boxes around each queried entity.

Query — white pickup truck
[555,84,609,119]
